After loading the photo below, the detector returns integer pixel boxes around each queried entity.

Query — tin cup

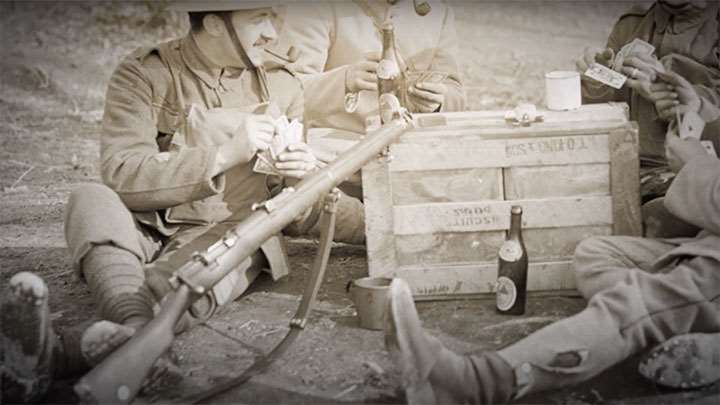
[347,276,393,330]
[545,71,581,111]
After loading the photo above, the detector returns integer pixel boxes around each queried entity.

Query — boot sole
[1,272,54,402]
[639,333,720,389]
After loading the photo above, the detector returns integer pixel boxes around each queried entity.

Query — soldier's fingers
[364,51,382,62]
[409,86,444,104]
[277,151,315,163]
[357,71,378,83]
[358,61,379,73]
[415,82,447,94]
[655,99,679,111]
[275,169,307,179]
[623,58,657,81]
[356,79,378,92]
[648,91,678,102]
[576,58,589,74]
[658,106,678,122]
[286,143,312,153]
[649,82,674,92]
[622,67,652,83]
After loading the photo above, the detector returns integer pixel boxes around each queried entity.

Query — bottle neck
[508,212,522,239]
[382,30,395,59]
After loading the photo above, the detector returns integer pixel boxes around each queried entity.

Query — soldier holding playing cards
[383,71,720,404]
[576,0,720,227]
[0,1,366,401]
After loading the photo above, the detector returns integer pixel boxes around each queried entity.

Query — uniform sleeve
[664,153,720,234]
[282,5,349,126]
[434,5,465,112]
[100,58,224,212]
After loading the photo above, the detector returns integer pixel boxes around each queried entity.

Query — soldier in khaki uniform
[576,0,720,210]
[279,0,465,134]
[383,73,720,404]
[0,1,365,401]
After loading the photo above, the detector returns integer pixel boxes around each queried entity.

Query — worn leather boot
[639,333,720,389]
[1,272,55,403]
[384,278,515,404]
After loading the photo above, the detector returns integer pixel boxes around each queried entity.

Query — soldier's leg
[497,255,720,399]
[284,190,366,245]
[145,222,269,330]
[64,184,167,377]
[65,183,162,329]
[386,257,720,403]
[573,235,677,299]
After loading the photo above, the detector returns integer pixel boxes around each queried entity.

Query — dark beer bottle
[496,205,528,315]
[378,22,400,99]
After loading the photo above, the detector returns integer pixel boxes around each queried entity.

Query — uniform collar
[655,2,714,34]
[180,35,246,90]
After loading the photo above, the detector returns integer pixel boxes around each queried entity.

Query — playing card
[626,38,655,57]
[585,63,627,89]
[678,111,705,140]
[613,39,655,70]
[254,115,305,175]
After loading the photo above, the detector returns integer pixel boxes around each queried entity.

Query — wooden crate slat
[394,231,506,267]
[391,168,503,205]
[392,196,613,235]
[504,163,610,199]
[389,134,610,171]
[389,260,577,297]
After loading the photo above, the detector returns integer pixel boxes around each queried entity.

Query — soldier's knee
[67,183,120,214]
[573,236,613,292]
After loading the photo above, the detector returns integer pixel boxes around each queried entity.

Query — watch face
[496,276,517,311]
[499,240,523,262]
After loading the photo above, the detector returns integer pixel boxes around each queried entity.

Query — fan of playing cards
[253,116,304,175]
[584,38,656,90]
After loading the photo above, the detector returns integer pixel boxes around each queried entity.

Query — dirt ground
[2,1,719,404]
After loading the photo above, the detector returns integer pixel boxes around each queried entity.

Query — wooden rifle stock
[73,110,413,404]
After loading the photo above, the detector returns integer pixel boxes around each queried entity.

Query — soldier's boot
[79,321,183,395]
[1,272,55,403]
[385,278,515,404]
[638,333,720,389]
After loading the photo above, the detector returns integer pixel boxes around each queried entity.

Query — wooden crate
[360,103,640,299]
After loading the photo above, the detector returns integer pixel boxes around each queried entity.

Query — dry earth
[3,1,719,405]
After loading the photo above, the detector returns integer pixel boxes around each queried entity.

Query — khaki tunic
[279,0,465,133]
[582,2,720,162]
[102,36,303,230]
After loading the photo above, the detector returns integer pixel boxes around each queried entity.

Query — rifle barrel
[73,115,413,404]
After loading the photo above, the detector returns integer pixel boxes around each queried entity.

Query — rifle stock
[73,111,414,404]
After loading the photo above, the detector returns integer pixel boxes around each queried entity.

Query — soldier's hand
[653,71,702,121]
[345,52,381,93]
[243,114,276,153]
[213,114,276,174]
[274,143,320,179]
[576,47,613,74]
[408,82,446,113]
[665,129,706,172]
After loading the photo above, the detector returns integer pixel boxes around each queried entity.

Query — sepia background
[7,1,710,404]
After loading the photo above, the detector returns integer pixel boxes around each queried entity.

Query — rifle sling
[180,190,341,403]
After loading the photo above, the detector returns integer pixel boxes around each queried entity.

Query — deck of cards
[584,38,656,89]
[253,116,303,175]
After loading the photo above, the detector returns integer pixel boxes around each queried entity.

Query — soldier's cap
[170,1,291,12]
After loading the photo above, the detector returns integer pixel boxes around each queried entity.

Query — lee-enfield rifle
[73,96,414,404]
